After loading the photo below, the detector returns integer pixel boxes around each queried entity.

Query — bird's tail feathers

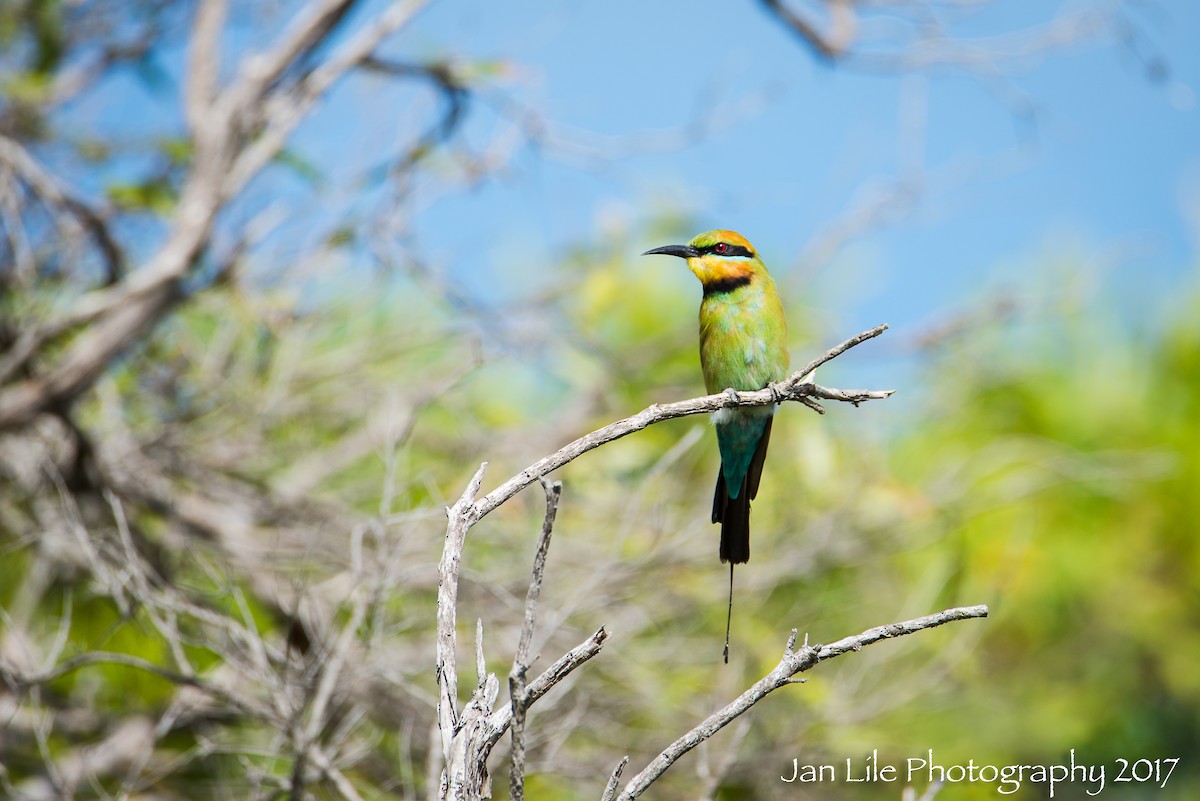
[713,416,774,564]
[714,473,751,564]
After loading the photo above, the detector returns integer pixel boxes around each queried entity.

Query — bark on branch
[473,323,893,520]
[0,0,429,432]
[508,479,562,801]
[611,605,991,800]
[435,324,898,799]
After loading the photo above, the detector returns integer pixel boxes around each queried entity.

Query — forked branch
[509,480,562,801]
[435,325,902,800]
[609,605,991,800]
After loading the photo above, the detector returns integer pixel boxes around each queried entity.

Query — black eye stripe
[703,243,753,258]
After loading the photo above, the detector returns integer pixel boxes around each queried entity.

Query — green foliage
[274,147,326,187]
[106,175,176,214]
[786,286,1200,800]
[3,224,1197,798]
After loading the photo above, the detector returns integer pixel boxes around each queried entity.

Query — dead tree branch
[434,325,899,798]
[0,134,124,291]
[612,605,991,800]
[759,0,1123,73]
[601,757,630,801]
[508,479,562,801]
[758,0,850,61]
[0,0,430,431]
[473,323,892,520]
[436,470,601,800]
[437,463,488,764]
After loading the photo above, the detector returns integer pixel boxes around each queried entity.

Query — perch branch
[436,325,891,798]
[473,324,892,520]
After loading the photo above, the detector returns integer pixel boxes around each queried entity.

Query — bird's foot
[767,381,785,403]
[723,387,741,406]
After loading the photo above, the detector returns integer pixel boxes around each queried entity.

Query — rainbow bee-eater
[644,230,789,660]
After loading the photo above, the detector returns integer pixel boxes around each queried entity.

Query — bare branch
[431,326,890,796]
[360,57,469,166]
[475,618,487,689]
[601,757,629,801]
[1,651,271,720]
[228,0,360,108]
[473,325,892,520]
[508,479,563,801]
[302,548,369,745]
[758,0,849,61]
[790,322,890,383]
[311,745,369,801]
[437,462,489,762]
[759,0,1119,74]
[0,134,124,290]
[0,0,430,432]
[482,627,609,753]
[614,605,990,800]
[223,0,431,196]
[185,0,228,133]
[444,672,500,801]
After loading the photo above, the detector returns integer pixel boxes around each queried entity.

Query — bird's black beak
[643,244,701,259]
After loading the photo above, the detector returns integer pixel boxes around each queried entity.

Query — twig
[601,757,629,801]
[759,0,1117,73]
[508,479,562,801]
[431,325,890,796]
[0,135,124,294]
[225,0,358,108]
[613,605,990,800]
[302,536,369,745]
[310,744,368,801]
[1,651,270,720]
[757,0,846,61]
[436,462,488,761]
[360,57,469,167]
[185,0,228,133]
[0,0,429,432]
[223,0,431,196]
[481,627,609,753]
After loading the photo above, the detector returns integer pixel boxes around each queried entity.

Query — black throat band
[702,274,753,297]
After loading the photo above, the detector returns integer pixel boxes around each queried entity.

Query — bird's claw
[767,381,785,403]
[723,387,741,405]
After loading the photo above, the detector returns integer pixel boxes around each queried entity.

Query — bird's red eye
[714,243,728,254]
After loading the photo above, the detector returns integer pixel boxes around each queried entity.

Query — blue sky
[67,1,1200,349]
[378,0,1199,340]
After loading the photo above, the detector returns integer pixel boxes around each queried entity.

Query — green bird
[645,230,789,660]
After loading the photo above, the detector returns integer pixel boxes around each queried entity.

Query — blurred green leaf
[106,175,176,214]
